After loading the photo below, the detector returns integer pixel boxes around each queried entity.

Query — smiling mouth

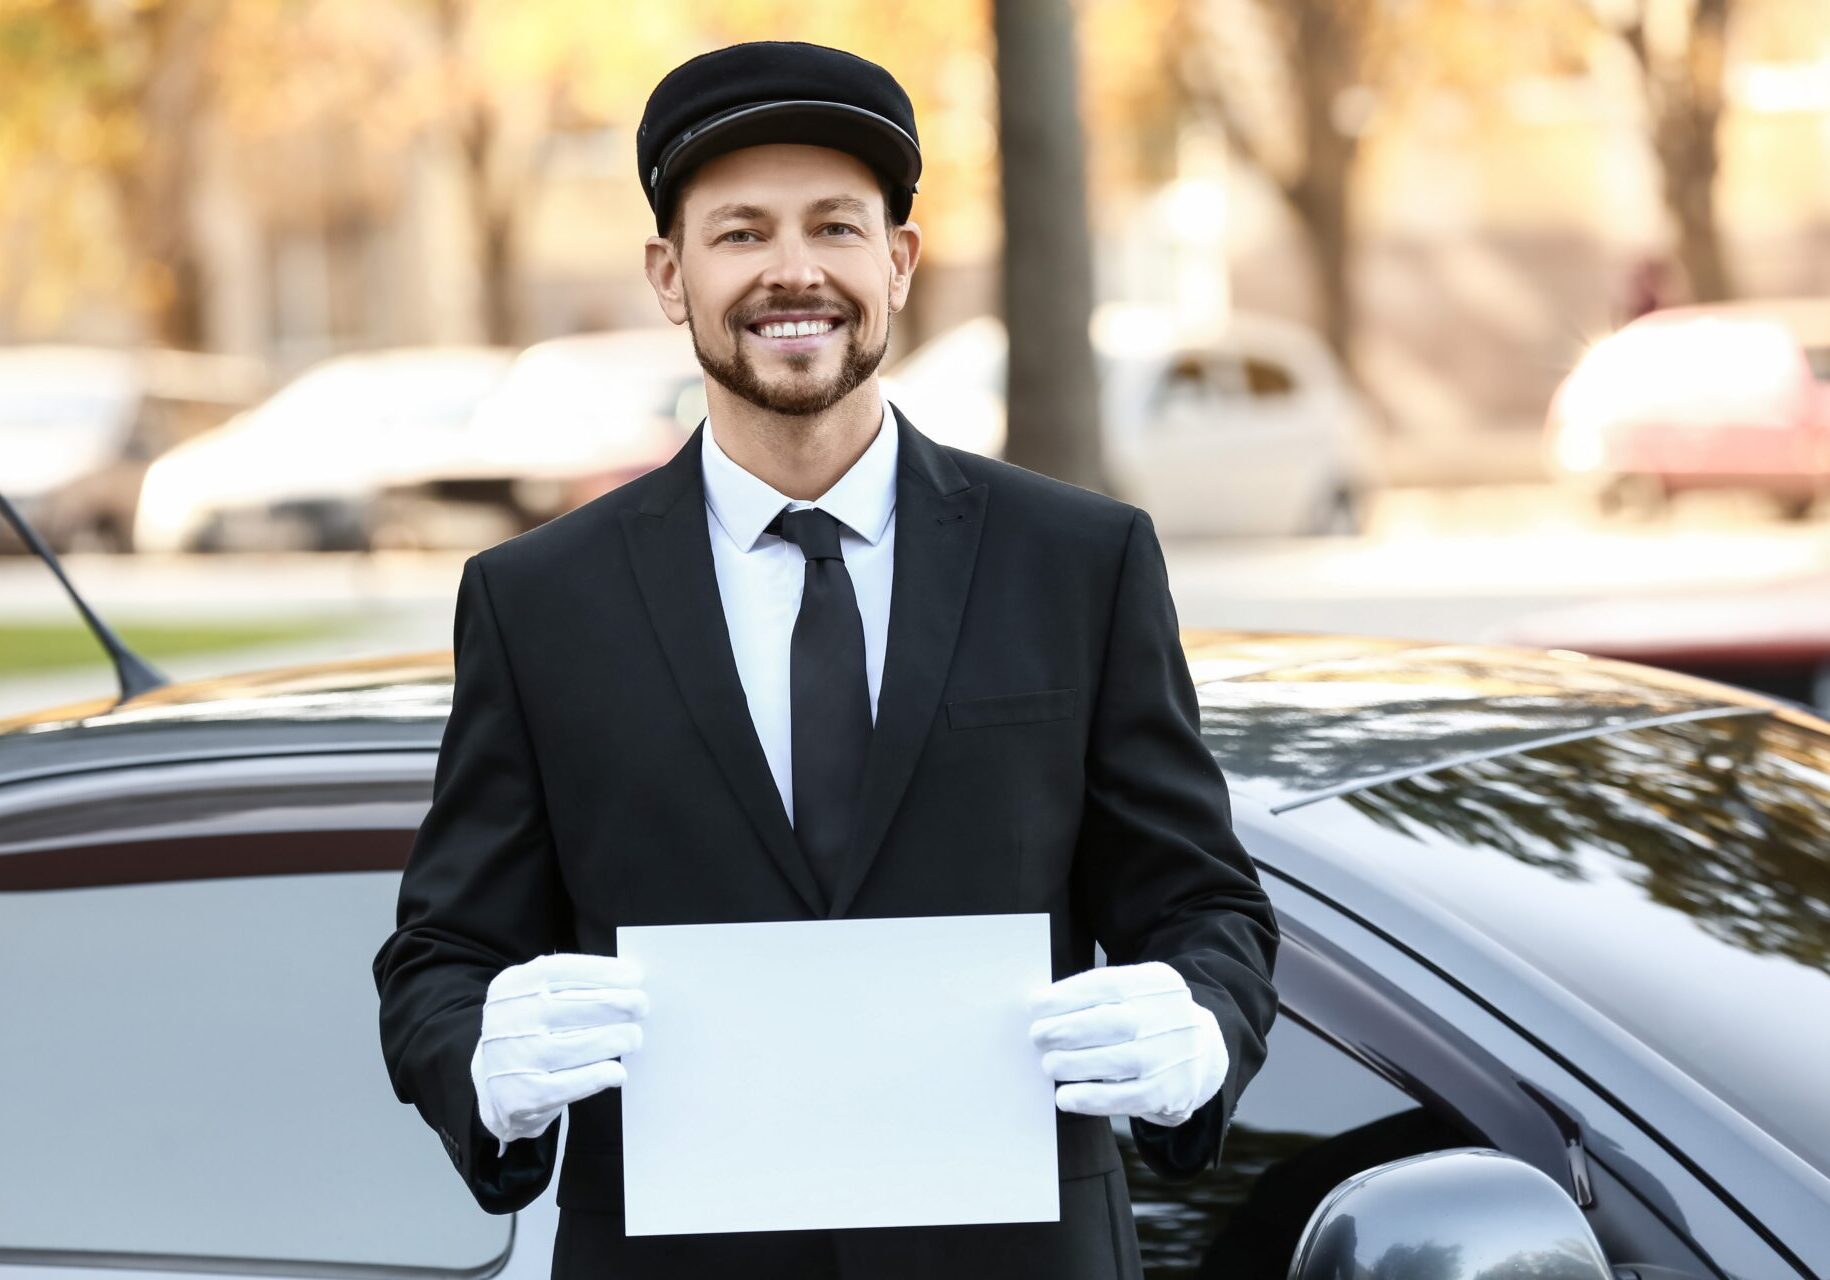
[745,317,845,340]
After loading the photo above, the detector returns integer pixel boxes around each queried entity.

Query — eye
[819,223,860,237]
[718,229,759,244]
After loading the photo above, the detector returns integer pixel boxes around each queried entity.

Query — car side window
[1242,356,1296,399]
[1118,1013,1479,1275]
[0,842,510,1272]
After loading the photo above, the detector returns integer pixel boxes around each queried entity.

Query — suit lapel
[827,407,987,918]
[623,425,827,917]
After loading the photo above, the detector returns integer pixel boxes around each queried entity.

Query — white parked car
[134,347,514,553]
[884,305,1378,537]
[0,346,264,552]
[374,330,703,545]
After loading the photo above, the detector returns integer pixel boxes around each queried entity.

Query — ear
[886,219,923,314]
[644,235,690,326]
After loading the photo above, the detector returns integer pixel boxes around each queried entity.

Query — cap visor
[664,100,921,197]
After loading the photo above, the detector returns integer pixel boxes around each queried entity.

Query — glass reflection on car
[1193,646,1742,808]
[1301,708,1830,1179]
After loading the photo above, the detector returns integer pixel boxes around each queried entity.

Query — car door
[1113,853,1770,1278]
[0,752,558,1280]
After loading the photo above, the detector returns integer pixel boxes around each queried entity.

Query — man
[373,40,1278,1280]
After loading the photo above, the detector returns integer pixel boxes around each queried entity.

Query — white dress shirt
[701,386,898,826]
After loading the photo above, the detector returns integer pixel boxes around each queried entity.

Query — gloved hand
[1029,960,1229,1128]
[470,952,647,1157]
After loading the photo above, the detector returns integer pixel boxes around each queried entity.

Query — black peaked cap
[638,41,921,236]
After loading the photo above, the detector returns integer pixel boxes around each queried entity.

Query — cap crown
[638,41,921,234]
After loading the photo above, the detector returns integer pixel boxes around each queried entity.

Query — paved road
[3,486,1826,717]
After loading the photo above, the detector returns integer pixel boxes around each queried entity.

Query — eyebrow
[703,202,770,227]
[807,195,875,224]
[701,195,877,229]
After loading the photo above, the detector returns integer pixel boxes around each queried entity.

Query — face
[645,143,922,418]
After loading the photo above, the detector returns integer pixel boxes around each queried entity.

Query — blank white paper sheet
[614,912,1059,1236]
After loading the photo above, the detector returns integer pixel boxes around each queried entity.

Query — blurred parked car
[0,345,265,553]
[1546,298,1830,519]
[1492,573,1830,713]
[2,634,1824,1277]
[884,305,1379,537]
[372,329,701,548]
[133,346,513,553]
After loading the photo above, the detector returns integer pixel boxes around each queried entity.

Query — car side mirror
[1288,1148,1612,1280]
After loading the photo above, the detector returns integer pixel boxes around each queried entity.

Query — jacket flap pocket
[947,687,1076,730]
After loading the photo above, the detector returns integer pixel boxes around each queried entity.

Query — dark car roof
[0,631,1782,801]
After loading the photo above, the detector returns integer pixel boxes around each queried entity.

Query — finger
[1042,1030,1192,1084]
[492,953,645,1000]
[1028,962,1184,1020]
[484,985,648,1037]
[543,1057,629,1104]
[542,986,649,1029]
[482,1021,643,1075]
[533,952,645,989]
[1055,1076,1170,1119]
[1029,1002,1138,1053]
[491,1057,627,1118]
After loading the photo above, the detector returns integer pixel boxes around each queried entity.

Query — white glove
[1029,960,1228,1129]
[470,952,647,1157]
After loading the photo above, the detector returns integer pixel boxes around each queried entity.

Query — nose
[758,231,824,295]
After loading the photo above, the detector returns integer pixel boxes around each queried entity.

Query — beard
[685,291,889,416]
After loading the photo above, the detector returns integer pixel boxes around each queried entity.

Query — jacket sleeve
[372,554,571,1213]
[1070,508,1280,1181]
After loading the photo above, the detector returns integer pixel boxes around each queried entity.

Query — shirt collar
[702,384,899,552]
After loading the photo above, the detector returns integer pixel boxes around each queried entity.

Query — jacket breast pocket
[947,687,1077,730]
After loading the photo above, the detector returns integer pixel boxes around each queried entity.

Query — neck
[704,378,884,501]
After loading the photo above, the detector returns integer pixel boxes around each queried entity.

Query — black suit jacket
[373,407,1279,1280]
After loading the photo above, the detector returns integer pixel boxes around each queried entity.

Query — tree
[1170,0,1379,380]
[993,0,1106,492]
[0,0,221,346]
[1578,0,1738,302]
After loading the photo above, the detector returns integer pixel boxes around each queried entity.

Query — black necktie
[768,506,872,907]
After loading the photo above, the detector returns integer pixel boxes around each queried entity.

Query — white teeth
[757,319,836,339]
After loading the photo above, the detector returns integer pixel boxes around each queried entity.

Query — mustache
[735,300,857,327]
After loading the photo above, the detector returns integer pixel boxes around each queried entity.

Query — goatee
[686,297,889,416]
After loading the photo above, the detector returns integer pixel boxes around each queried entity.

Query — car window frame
[0,748,546,1280]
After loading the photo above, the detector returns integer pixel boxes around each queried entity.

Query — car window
[0,843,509,1271]
[1146,351,1245,424]
[1290,708,1830,1182]
[1242,355,1296,398]
[1118,1013,1478,1273]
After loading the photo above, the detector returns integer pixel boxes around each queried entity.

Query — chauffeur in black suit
[373,40,1278,1280]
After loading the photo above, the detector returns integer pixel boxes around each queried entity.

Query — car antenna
[0,492,167,702]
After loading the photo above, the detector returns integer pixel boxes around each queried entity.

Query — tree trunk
[1285,1,1362,381]
[435,0,522,346]
[993,0,1107,491]
[111,0,220,349]
[1621,0,1736,302]
[460,104,521,345]
[1654,0,1734,301]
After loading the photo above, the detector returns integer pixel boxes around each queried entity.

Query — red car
[1494,573,1830,713]
[1546,299,1830,518]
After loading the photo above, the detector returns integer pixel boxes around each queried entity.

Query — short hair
[666,165,906,257]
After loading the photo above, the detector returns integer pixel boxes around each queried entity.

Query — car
[884,305,1380,537]
[1546,298,1830,519]
[0,634,1825,1278]
[1493,573,1830,714]
[0,345,265,553]
[132,346,515,553]
[371,329,703,548]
